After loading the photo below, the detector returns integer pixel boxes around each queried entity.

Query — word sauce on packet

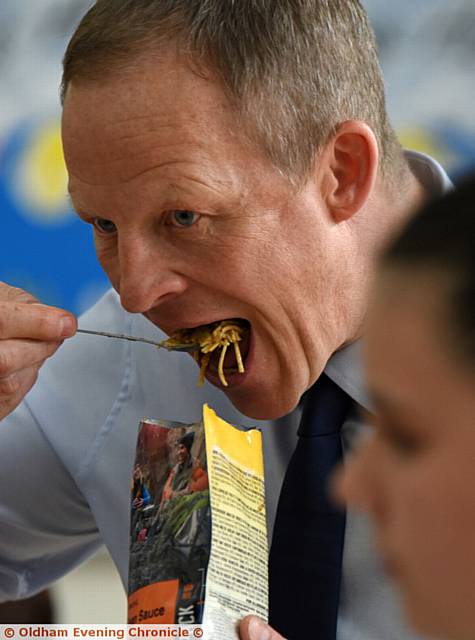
[128,404,268,638]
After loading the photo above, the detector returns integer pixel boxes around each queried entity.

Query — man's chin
[224,385,299,421]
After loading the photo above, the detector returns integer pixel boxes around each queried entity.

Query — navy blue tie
[269,374,353,640]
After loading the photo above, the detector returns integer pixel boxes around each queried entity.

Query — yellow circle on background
[14,120,72,224]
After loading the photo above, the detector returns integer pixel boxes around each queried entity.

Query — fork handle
[77,328,163,348]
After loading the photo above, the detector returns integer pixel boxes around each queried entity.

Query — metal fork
[76,328,198,352]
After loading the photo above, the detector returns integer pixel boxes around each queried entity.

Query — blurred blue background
[1,0,475,315]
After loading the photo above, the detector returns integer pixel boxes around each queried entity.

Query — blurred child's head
[334,176,475,640]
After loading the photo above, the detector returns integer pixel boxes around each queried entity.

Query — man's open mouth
[163,319,251,387]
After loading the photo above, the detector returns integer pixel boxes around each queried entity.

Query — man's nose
[118,239,187,313]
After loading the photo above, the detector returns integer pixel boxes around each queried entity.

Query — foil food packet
[127,405,268,638]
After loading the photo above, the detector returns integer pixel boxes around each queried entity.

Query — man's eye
[169,210,200,228]
[93,218,117,235]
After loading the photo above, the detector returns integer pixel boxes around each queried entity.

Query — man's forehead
[63,90,215,159]
[62,53,234,138]
[61,65,250,188]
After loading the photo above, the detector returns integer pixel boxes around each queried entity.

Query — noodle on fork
[163,321,247,387]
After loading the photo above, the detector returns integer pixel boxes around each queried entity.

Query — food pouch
[127,404,268,638]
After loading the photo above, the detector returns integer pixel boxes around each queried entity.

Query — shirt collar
[324,341,372,411]
[404,149,453,195]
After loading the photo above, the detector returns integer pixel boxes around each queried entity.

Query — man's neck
[344,161,430,345]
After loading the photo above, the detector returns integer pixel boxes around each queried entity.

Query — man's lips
[155,317,249,337]
[146,314,252,386]
[145,313,222,335]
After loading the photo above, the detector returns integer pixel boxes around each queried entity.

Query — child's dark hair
[382,174,475,368]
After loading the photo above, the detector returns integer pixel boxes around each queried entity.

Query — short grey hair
[62,0,404,183]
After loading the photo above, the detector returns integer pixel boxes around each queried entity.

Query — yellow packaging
[127,405,268,638]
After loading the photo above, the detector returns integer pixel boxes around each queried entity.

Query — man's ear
[320,120,379,223]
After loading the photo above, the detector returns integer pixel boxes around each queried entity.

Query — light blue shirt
[0,151,450,639]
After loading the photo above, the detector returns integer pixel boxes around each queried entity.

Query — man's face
[62,53,353,419]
